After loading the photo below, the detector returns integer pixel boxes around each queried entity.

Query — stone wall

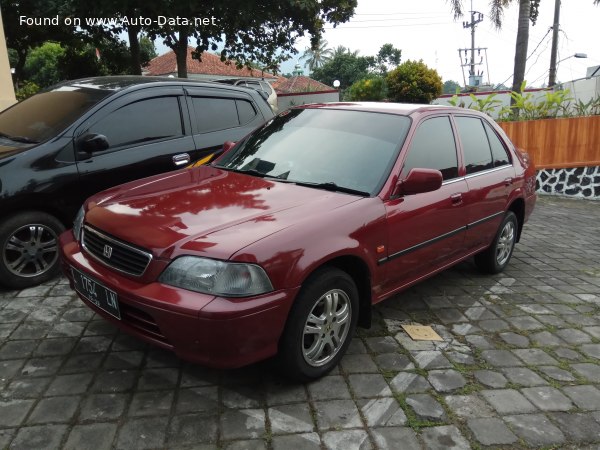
[537,166,600,199]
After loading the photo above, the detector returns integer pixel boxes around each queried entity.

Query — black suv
[0,76,274,289]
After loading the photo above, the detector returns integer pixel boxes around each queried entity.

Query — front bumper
[59,231,298,368]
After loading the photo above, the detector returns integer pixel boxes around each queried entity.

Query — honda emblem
[103,245,113,259]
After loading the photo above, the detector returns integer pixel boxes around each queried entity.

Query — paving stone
[3,377,51,399]
[481,389,537,414]
[444,394,495,418]
[583,326,600,339]
[322,430,371,450]
[504,414,566,446]
[444,350,476,365]
[556,328,593,345]
[64,423,117,450]
[59,353,102,374]
[10,424,68,450]
[538,365,576,382]
[307,375,351,400]
[167,414,217,446]
[268,403,314,434]
[405,394,446,421]
[521,386,574,411]
[427,369,466,393]
[465,335,495,349]
[223,440,266,449]
[272,433,321,450]
[0,340,37,359]
[73,336,113,353]
[266,382,307,405]
[0,429,13,449]
[79,393,128,420]
[478,319,510,332]
[434,308,468,324]
[179,364,219,387]
[563,385,600,410]
[510,316,545,331]
[340,353,378,373]
[474,370,507,388]
[580,343,600,359]
[45,372,94,396]
[0,399,34,427]
[103,351,145,369]
[549,412,600,443]
[222,384,264,409]
[464,306,497,321]
[358,397,406,427]
[512,348,558,365]
[221,409,266,440]
[27,396,79,424]
[572,363,600,383]
[371,427,420,450]
[129,390,174,417]
[499,332,530,346]
[553,347,583,361]
[115,417,168,450]
[501,367,548,386]
[374,353,414,372]
[176,387,219,414]
[480,349,523,367]
[364,336,400,353]
[420,425,470,450]
[411,350,452,369]
[91,370,137,393]
[136,368,179,390]
[389,372,431,393]
[468,417,518,445]
[395,333,436,351]
[348,373,391,398]
[530,330,567,347]
[314,399,362,430]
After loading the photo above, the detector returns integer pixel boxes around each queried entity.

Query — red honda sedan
[60,103,536,381]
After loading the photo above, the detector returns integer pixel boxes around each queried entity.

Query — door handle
[173,153,191,167]
[504,177,513,186]
[450,193,463,205]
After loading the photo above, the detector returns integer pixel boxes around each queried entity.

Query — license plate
[71,267,121,320]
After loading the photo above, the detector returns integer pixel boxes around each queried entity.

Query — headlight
[73,206,85,242]
[158,256,273,297]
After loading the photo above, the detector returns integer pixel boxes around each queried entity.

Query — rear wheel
[0,211,65,289]
[279,267,359,382]
[474,211,518,274]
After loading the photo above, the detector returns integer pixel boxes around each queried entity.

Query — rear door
[454,115,516,250]
[74,86,197,201]
[185,87,267,164]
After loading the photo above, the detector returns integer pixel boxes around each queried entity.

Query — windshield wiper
[224,167,268,178]
[0,131,38,144]
[292,181,370,196]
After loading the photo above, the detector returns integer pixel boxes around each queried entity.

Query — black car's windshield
[215,108,411,196]
[0,87,111,143]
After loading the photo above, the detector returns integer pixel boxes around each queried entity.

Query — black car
[0,76,274,289]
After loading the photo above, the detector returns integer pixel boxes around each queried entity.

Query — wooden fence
[499,116,600,169]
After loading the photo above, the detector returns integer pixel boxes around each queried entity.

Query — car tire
[474,211,518,274]
[278,267,359,382]
[0,211,65,289]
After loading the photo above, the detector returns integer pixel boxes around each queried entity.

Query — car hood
[85,166,363,260]
[0,142,32,159]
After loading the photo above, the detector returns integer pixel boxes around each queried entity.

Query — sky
[278,0,600,87]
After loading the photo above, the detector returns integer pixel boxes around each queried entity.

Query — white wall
[0,9,16,111]
[277,91,340,111]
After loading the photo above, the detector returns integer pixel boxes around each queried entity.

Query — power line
[324,22,452,29]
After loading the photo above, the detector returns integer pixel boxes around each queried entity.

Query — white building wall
[277,91,339,111]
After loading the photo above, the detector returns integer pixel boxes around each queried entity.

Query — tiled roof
[145,47,276,79]
[272,76,334,94]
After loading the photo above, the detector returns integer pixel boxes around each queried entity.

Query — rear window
[0,88,110,143]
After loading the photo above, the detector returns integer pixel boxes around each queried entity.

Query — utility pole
[462,1,484,86]
[548,0,561,87]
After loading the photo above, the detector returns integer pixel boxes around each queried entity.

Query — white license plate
[71,267,121,320]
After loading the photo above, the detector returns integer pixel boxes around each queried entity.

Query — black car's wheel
[474,211,518,274]
[278,267,359,382]
[0,211,65,289]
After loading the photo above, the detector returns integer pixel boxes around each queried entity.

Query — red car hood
[85,166,362,260]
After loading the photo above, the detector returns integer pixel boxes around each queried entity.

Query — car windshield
[0,87,111,144]
[215,108,411,196]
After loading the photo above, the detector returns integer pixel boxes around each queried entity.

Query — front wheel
[0,211,65,289]
[474,211,518,274]
[278,267,359,382]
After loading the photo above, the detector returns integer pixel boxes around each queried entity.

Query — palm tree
[301,39,332,72]
[332,45,360,58]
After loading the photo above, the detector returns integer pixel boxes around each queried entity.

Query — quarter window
[401,116,459,181]
[483,121,511,166]
[191,97,239,133]
[87,97,182,149]
[236,100,257,125]
[455,116,494,174]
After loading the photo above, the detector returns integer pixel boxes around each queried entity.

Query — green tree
[140,35,157,67]
[373,43,402,75]
[386,60,442,104]
[347,76,387,101]
[301,39,332,72]
[311,52,373,89]
[23,42,66,88]
[443,80,461,94]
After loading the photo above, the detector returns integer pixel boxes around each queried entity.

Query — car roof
[296,102,475,117]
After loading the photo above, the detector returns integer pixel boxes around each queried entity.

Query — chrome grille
[82,225,152,276]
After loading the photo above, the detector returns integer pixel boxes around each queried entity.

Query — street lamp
[549,53,587,87]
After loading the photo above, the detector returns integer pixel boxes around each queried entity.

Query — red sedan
[60,103,536,381]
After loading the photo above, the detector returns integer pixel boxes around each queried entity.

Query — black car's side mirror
[78,133,109,153]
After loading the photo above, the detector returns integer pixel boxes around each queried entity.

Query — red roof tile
[272,76,334,94]
[145,47,277,79]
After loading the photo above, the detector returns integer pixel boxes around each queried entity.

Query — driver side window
[401,116,459,181]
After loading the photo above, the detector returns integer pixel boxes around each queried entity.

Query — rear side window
[191,97,239,133]
[236,100,257,125]
[483,121,511,166]
[87,97,183,149]
[401,116,459,181]
[455,116,494,175]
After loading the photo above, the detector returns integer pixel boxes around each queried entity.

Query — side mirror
[78,133,109,153]
[222,141,236,154]
[395,168,443,196]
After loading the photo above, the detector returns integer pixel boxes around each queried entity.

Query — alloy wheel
[2,224,59,278]
[495,220,515,267]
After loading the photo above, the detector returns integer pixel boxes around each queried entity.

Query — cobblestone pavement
[1,196,600,450]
